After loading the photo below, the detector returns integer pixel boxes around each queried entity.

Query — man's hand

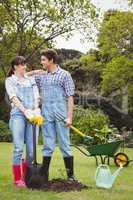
[27,69,44,76]
[65,117,72,128]
[34,69,44,75]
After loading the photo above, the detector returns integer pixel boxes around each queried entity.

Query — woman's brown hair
[7,56,26,77]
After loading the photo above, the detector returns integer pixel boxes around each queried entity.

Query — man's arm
[26,69,44,76]
[65,96,74,127]
[63,71,75,128]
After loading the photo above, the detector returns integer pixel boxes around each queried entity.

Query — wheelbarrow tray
[87,140,123,157]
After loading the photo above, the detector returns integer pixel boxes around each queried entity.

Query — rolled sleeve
[63,72,75,97]
[29,77,40,100]
[35,75,43,89]
[5,78,17,100]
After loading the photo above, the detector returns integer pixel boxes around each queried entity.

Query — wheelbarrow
[54,112,131,167]
[71,140,130,167]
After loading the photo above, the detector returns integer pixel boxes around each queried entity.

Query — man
[34,49,76,182]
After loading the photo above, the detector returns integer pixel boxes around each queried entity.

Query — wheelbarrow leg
[107,156,110,165]
[103,156,107,164]
[94,156,98,166]
[103,156,110,165]
[100,156,104,164]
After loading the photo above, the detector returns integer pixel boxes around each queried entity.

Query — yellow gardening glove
[33,109,44,125]
[25,109,44,125]
[33,115,44,125]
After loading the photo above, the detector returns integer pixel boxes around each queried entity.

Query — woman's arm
[11,97,27,113]
[5,79,27,113]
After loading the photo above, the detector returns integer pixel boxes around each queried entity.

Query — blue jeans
[9,114,34,165]
[42,120,72,157]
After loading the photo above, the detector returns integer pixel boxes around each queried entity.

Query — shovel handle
[32,124,37,165]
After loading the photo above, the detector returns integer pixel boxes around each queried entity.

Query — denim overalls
[9,78,36,165]
[41,78,72,157]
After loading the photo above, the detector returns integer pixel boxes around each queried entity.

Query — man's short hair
[41,49,58,63]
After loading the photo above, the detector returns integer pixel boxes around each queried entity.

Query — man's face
[41,55,53,69]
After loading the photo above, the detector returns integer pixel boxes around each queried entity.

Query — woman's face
[14,64,26,75]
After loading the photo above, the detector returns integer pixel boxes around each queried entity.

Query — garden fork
[54,111,93,142]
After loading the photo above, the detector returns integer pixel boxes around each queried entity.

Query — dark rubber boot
[64,156,76,181]
[41,156,51,182]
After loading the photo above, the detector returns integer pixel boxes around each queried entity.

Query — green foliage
[64,55,101,91]
[0,80,10,121]
[0,120,12,142]
[80,52,103,72]
[101,56,133,94]
[71,105,109,144]
[98,11,133,62]
[0,0,98,78]
[123,0,133,5]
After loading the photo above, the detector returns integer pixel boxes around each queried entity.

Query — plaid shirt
[35,66,75,97]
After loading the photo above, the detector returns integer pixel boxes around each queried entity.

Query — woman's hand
[24,109,35,120]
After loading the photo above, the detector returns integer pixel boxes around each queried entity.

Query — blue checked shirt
[35,66,75,97]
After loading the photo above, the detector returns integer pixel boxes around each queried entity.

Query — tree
[101,56,133,113]
[126,0,133,5]
[0,0,98,77]
[102,56,133,93]
[97,10,133,63]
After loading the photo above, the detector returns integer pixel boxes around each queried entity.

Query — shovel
[54,112,93,142]
[25,124,44,189]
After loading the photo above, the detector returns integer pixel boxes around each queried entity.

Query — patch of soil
[41,179,88,192]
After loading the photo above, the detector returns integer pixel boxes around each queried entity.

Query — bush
[0,80,10,122]
[0,120,12,142]
[71,105,109,144]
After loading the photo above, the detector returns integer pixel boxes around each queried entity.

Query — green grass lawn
[0,142,133,200]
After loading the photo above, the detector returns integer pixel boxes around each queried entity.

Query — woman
[5,56,40,187]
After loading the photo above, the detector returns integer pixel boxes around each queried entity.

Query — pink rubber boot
[22,159,26,180]
[12,165,25,187]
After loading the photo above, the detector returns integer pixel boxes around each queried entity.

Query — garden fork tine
[49,112,65,122]
[54,112,66,121]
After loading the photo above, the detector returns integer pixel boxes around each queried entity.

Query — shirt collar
[47,65,61,75]
[12,74,28,81]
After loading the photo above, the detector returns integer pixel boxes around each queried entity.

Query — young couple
[5,49,77,187]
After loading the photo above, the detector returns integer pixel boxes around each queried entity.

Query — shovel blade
[25,163,44,189]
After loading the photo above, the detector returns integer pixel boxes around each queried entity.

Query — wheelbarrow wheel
[114,152,129,167]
